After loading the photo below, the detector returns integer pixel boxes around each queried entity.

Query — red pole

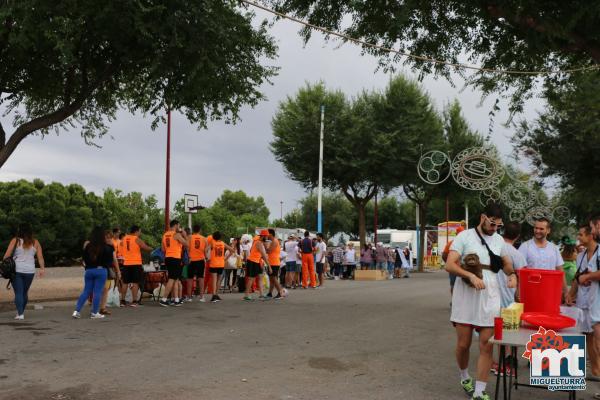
[165,109,171,231]
[445,195,449,247]
[374,188,378,244]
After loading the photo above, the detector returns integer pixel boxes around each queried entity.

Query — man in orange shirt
[244,230,271,301]
[187,224,208,302]
[206,231,236,303]
[120,225,153,307]
[266,228,284,299]
[159,220,188,307]
[299,230,317,289]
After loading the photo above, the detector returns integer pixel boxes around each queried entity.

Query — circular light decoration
[525,206,554,226]
[501,183,537,210]
[417,150,451,185]
[451,147,505,191]
[552,206,571,224]
[479,188,502,207]
[509,208,527,223]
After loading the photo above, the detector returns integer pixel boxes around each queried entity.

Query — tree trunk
[417,202,427,272]
[358,203,366,250]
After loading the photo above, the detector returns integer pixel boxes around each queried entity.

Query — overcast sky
[0,9,543,220]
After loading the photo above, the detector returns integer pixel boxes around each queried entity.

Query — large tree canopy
[270,76,443,246]
[0,0,276,167]
[271,0,600,112]
[515,72,600,220]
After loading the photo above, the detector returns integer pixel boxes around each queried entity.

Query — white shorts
[450,269,501,328]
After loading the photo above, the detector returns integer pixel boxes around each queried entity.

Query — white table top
[489,326,581,347]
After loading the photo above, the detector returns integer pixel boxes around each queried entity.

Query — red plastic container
[494,317,503,340]
[521,312,576,330]
[518,269,564,314]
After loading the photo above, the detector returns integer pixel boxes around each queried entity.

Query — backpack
[0,257,16,288]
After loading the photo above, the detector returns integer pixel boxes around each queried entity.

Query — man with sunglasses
[445,203,516,400]
[518,217,566,293]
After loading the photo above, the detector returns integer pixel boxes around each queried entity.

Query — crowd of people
[444,203,600,400]
[3,220,417,321]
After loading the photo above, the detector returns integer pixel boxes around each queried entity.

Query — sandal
[99,309,111,315]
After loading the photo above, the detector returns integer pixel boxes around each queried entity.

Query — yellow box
[501,302,524,331]
[354,270,388,281]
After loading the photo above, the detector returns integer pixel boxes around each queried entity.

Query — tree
[0,179,110,264]
[0,1,276,167]
[271,77,443,247]
[102,189,164,248]
[213,190,270,221]
[272,0,600,113]
[515,72,600,221]
[403,101,484,269]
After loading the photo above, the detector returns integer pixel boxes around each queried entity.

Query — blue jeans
[76,268,107,314]
[13,272,35,315]
[376,261,386,270]
[387,261,394,275]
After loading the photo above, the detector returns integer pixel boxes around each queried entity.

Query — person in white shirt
[343,243,356,279]
[566,225,600,376]
[284,235,299,289]
[315,233,327,287]
[518,217,565,293]
[445,203,516,400]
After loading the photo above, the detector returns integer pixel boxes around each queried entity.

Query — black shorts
[316,262,324,274]
[122,265,143,284]
[269,265,280,277]
[209,267,223,276]
[165,257,182,280]
[246,260,262,278]
[188,260,205,278]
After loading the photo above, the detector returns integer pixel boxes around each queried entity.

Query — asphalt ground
[1,271,598,400]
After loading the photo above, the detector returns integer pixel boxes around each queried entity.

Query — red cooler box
[518,269,563,314]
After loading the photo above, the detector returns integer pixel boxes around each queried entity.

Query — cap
[259,229,270,237]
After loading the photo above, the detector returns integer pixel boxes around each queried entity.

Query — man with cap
[243,229,271,301]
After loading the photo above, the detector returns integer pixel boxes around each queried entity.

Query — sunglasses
[484,215,504,229]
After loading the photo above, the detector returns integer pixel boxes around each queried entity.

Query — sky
[0,8,544,221]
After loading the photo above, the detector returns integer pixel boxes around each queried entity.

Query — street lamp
[280,201,283,221]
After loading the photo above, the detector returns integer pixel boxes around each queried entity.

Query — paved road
[1,272,597,399]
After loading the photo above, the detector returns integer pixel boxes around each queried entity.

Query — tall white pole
[465,202,469,229]
[415,203,420,270]
[317,105,325,233]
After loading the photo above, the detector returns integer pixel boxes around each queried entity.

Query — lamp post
[280,201,283,221]
[317,105,325,233]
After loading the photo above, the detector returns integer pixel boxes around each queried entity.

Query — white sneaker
[72,311,81,319]
[185,297,193,302]
[90,313,105,319]
[199,297,206,303]
[14,314,24,320]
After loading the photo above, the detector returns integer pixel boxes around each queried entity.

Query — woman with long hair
[3,224,45,320]
[72,226,118,319]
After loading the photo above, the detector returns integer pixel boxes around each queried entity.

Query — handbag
[473,228,503,273]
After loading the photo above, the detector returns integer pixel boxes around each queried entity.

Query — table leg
[495,345,505,400]
[502,347,507,400]
[513,346,518,391]
[508,347,516,400]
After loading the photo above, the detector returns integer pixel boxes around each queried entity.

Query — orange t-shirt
[248,236,264,264]
[268,238,281,266]
[210,240,226,268]
[162,231,183,258]
[122,235,142,266]
[189,234,206,261]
